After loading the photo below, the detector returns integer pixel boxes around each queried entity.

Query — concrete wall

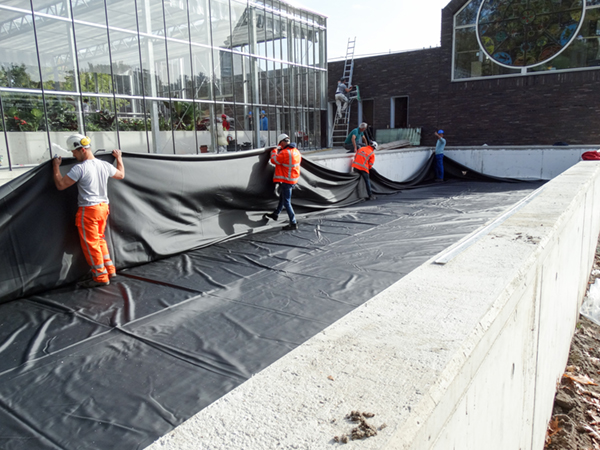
[310,146,598,182]
[146,161,600,449]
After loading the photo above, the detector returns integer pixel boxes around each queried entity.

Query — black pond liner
[0,149,542,449]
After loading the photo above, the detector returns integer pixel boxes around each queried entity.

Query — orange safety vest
[351,145,375,173]
[271,145,302,184]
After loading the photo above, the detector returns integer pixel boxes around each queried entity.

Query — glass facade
[453,0,600,80]
[0,0,327,169]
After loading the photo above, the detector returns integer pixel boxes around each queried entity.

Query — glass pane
[164,1,190,41]
[139,36,170,98]
[167,42,193,99]
[588,0,600,5]
[109,31,144,96]
[72,0,109,27]
[211,0,232,49]
[146,99,173,153]
[106,0,140,32]
[189,0,211,46]
[138,0,166,37]
[74,23,114,95]
[453,27,520,79]
[455,0,483,27]
[35,17,78,91]
[230,0,250,52]
[232,53,251,104]
[0,9,40,89]
[307,26,315,66]
[273,14,282,61]
[213,49,234,102]
[194,101,211,151]
[530,7,600,71]
[45,94,80,132]
[191,44,213,100]
[307,69,316,109]
[85,97,116,132]
[1,92,49,165]
[0,97,9,169]
[32,0,68,18]
[170,101,198,154]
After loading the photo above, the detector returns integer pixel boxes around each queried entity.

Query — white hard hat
[277,133,290,143]
[66,134,91,150]
[370,141,378,149]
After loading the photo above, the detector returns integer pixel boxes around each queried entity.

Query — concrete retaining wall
[310,145,599,182]
[146,161,600,449]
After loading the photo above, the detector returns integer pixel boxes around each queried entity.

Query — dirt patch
[545,242,600,449]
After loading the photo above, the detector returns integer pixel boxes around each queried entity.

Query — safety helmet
[66,134,91,150]
[277,133,290,143]
[370,141,378,150]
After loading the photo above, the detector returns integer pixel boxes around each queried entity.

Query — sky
[288,0,452,60]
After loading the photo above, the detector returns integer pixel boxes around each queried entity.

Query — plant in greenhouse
[0,63,38,89]
[4,106,44,131]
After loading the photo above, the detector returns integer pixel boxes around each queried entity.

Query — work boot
[282,222,298,231]
[77,278,110,289]
[368,195,377,201]
[264,212,279,221]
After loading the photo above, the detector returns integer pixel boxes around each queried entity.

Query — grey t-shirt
[67,159,117,207]
[336,82,347,95]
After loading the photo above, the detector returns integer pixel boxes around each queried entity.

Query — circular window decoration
[476,0,585,68]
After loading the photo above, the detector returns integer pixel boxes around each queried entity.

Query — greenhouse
[0,0,327,169]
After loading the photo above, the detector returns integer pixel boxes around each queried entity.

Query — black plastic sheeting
[0,149,517,304]
[0,149,543,449]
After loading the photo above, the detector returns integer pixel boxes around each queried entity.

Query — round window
[476,0,585,68]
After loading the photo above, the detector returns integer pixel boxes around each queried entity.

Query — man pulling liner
[264,133,302,231]
[53,134,125,288]
[352,140,377,200]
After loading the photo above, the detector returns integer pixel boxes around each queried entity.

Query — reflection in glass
[85,96,116,132]
[74,23,113,96]
[167,41,194,99]
[31,0,68,18]
[189,0,211,47]
[0,9,40,89]
[106,0,140,32]
[1,92,49,165]
[45,95,80,132]
[108,31,144,97]
[230,0,250,52]
[455,0,483,27]
[35,17,78,91]
[530,7,600,71]
[139,36,170,98]
[454,27,520,79]
[191,45,213,100]
[477,0,585,68]
[213,49,234,102]
[211,0,232,49]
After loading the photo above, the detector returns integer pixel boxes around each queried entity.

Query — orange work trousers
[75,203,116,283]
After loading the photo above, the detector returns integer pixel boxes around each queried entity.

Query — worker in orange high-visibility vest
[351,140,378,201]
[53,134,125,289]
[263,133,302,230]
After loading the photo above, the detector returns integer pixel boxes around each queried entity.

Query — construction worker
[53,134,125,288]
[344,122,369,153]
[352,141,377,200]
[263,133,302,230]
[335,78,352,118]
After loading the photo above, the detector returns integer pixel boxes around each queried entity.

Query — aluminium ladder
[331,38,359,148]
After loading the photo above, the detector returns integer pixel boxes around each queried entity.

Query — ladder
[331,38,358,148]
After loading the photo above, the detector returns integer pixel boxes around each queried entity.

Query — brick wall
[328,0,600,147]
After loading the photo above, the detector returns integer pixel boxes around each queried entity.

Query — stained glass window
[476,0,585,68]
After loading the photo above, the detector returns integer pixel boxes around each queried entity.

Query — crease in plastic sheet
[0,149,543,449]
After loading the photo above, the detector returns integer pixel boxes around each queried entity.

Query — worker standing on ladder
[335,79,352,118]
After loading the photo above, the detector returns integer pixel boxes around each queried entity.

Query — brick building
[328,0,600,147]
